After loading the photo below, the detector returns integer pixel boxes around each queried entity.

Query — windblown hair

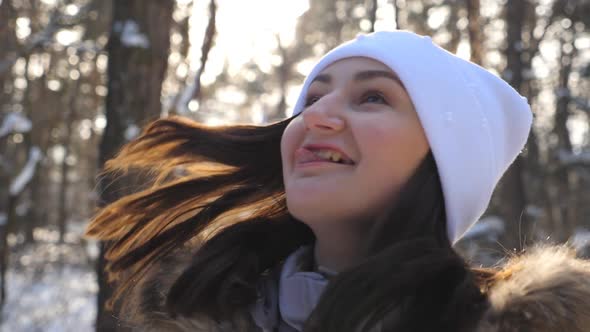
[303,129,490,331]
[86,115,490,331]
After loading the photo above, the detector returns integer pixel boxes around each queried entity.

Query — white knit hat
[292,30,533,243]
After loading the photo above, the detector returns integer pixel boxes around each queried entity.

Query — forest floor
[0,223,98,332]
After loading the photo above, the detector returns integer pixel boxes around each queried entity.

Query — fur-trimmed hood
[477,246,590,332]
[117,245,590,332]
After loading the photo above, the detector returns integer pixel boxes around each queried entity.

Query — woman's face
[281,57,430,230]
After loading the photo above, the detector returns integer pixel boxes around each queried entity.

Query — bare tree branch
[393,0,401,29]
[191,0,217,102]
[369,0,378,32]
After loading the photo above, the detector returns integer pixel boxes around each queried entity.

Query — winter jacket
[116,245,590,332]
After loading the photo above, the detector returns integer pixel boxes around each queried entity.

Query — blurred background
[0,0,589,330]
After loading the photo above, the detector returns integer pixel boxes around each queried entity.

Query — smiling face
[281,57,430,234]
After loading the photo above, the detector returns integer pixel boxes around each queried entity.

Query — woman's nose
[302,93,345,133]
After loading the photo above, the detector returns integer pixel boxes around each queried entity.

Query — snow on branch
[463,216,505,241]
[572,96,590,112]
[124,124,140,141]
[570,229,590,252]
[175,81,197,114]
[557,149,590,166]
[114,20,150,49]
[0,113,32,138]
[9,147,42,196]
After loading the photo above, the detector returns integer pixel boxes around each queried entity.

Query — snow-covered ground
[0,227,98,332]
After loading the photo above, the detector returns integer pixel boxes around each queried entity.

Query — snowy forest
[0,0,589,330]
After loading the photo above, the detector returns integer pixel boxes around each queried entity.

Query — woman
[86,31,590,331]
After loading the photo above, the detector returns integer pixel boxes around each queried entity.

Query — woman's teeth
[314,150,344,163]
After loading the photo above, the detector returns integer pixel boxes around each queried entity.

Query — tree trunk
[0,194,16,308]
[466,0,483,64]
[369,0,378,32]
[0,0,16,73]
[19,55,36,243]
[447,4,462,54]
[498,0,529,250]
[551,32,576,241]
[510,0,559,241]
[0,0,17,85]
[58,80,79,242]
[1,147,40,308]
[95,1,174,330]
[0,0,17,255]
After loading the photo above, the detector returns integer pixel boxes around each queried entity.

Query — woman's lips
[295,148,326,164]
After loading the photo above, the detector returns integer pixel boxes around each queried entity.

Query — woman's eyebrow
[310,70,404,87]
[354,70,404,87]
[311,73,331,84]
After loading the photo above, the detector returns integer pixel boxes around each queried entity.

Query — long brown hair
[304,141,489,331]
[86,115,490,331]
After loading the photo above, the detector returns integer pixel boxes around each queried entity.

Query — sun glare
[189,0,310,87]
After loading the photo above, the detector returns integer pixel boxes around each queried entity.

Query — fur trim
[115,248,260,332]
[118,245,590,332]
[476,245,590,332]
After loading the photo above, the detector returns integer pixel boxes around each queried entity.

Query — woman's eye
[361,92,388,105]
[304,95,322,107]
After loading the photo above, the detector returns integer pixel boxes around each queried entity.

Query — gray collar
[249,246,332,331]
